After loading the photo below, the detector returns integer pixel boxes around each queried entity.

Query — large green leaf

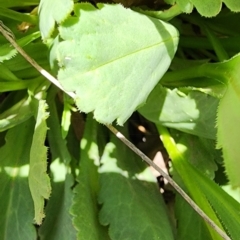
[38,0,74,40]
[98,126,174,240]
[0,119,37,240]
[53,3,179,125]
[71,115,110,240]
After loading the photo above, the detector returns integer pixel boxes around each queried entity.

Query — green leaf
[38,87,76,239]
[46,87,72,164]
[71,115,110,240]
[38,0,74,40]
[158,125,240,239]
[139,85,218,139]
[216,53,240,187]
[189,0,222,17]
[29,99,51,225]
[98,126,174,240]
[54,3,179,125]
[170,129,218,179]
[175,195,211,240]
[168,0,240,16]
[0,119,37,240]
[0,0,39,8]
[0,91,33,131]
[0,31,41,62]
[39,172,77,240]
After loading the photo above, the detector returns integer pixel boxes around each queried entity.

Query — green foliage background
[1,0,240,239]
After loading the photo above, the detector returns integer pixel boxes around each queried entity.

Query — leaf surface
[169,0,240,16]
[54,3,179,125]
[216,53,240,187]
[170,129,219,178]
[71,115,110,240]
[38,87,76,239]
[139,85,218,139]
[0,31,41,62]
[29,99,51,224]
[159,125,240,239]
[175,195,211,240]
[98,126,174,240]
[0,119,37,240]
[0,91,33,131]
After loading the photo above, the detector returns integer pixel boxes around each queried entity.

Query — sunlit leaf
[168,0,240,17]
[139,85,218,139]
[29,99,51,224]
[53,3,179,125]
[38,0,74,40]
[216,53,240,187]
[0,31,41,62]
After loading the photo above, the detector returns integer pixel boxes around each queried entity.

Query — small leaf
[29,99,51,224]
[54,3,179,125]
[38,0,74,40]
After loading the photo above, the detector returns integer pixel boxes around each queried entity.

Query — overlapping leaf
[216,53,240,187]
[167,0,240,17]
[98,127,174,240]
[139,85,218,139]
[53,3,179,125]
[38,0,74,40]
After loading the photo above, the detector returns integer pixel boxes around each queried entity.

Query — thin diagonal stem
[0,22,230,240]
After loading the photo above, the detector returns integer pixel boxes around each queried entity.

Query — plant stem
[0,21,230,240]
[108,124,230,240]
[157,125,231,240]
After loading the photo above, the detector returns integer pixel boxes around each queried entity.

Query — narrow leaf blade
[29,100,51,224]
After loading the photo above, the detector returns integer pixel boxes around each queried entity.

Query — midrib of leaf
[60,36,178,77]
